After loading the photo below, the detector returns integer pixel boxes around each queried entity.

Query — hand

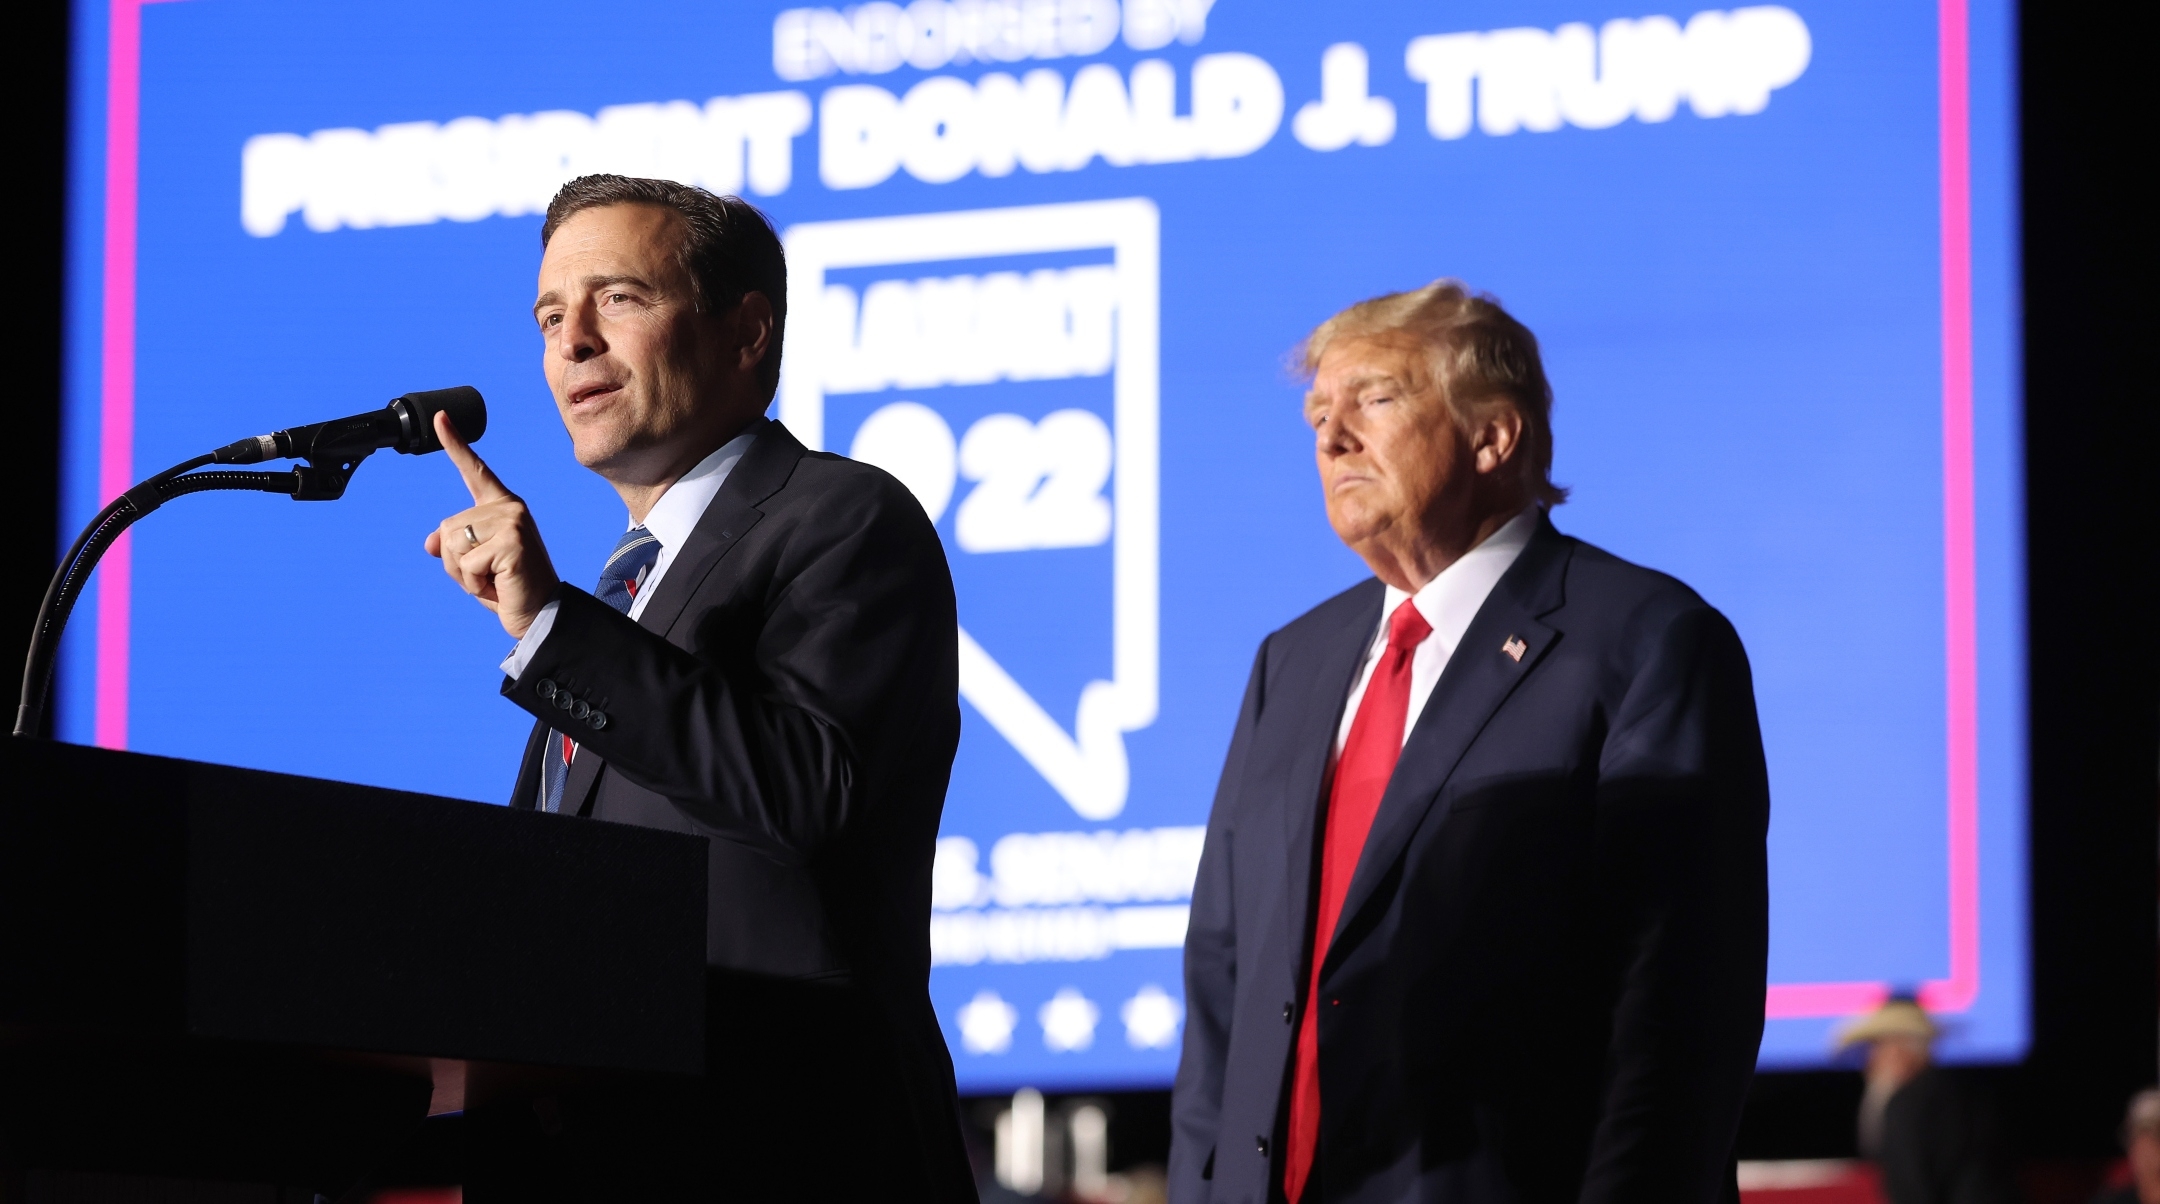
[425,410,561,637]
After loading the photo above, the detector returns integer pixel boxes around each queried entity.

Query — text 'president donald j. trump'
[1171,282,1770,1204]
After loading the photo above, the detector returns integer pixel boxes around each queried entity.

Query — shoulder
[1885,1067,1966,1124]
[753,440,942,558]
[1556,530,1709,618]
[771,446,923,520]
[726,421,921,522]
[1549,526,1736,651]
[1267,577,1385,656]
[726,430,949,598]
[1232,579,1380,707]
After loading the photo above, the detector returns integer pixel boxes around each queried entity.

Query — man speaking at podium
[424,175,975,1200]
[1171,283,1769,1204]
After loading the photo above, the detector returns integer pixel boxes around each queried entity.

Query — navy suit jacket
[1171,516,1769,1204]
[500,420,975,1200]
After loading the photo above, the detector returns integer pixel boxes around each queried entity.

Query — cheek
[1393,426,1461,490]
[1358,425,1419,486]
[542,353,576,405]
[608,323,651,370]
[653,331,711,400]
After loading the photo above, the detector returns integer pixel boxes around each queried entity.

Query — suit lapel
[1282,581,1387,959]
[1322,520,1575,973]
[632,418,803,641]
[565,418,809,814]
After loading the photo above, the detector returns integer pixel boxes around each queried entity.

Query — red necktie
[1284,598,1433,1203]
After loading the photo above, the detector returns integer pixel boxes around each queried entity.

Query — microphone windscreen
[397,386,487,453]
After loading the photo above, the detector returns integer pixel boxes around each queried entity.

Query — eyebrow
[531,274,661,318]
[1340,371,1409,394]
[1308,371,1409,408]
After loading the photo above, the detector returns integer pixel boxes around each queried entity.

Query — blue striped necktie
[541,525,662,813]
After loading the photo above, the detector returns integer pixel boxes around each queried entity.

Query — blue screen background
[63,0,2023,1091]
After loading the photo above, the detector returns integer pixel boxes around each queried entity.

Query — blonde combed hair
[1297,280,1568,508]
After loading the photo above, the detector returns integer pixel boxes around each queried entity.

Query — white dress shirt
[1333,505,1541,755]
[500,427,758,679]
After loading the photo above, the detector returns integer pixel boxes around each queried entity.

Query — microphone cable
[12,385,486,739]
[12,455,313,738]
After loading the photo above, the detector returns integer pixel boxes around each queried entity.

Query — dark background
[1742,0,2160,1163]
[3,0,2151,1177]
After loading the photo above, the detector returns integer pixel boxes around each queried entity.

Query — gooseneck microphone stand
[12,385,486,739]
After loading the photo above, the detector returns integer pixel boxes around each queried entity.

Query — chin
[569,435,625,470]
[1326,505,1388,545]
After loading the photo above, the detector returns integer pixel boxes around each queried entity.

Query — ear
[1470,402,1524,476]
[731,291,776,375]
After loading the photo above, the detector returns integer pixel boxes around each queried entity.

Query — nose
[555,300,604,363]
[1317,402,1362,458]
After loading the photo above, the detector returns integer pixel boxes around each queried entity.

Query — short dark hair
[541,175,787,400]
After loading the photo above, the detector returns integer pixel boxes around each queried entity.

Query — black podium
[0,739,708,1201]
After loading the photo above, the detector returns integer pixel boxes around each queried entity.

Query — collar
[1382,504,1542,653]
[633,426,759,550]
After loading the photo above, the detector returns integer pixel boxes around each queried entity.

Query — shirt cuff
[498,599,561,680]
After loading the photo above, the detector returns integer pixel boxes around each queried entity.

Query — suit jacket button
[585,711,608,731]
[1282,1002,1294,1023]
[569,698,590,720]
[1255,1137,1269,1156]
[553,691,574,711]
[535,678,557,700]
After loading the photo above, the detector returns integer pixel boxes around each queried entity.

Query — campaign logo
[781,198,1160,821]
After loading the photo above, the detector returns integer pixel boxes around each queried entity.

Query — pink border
[90,0,186,751]
[91,0,147,751]
[88,0,1985,1018]
[1762,0,1981,1020]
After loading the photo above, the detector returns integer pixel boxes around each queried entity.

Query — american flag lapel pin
[1501,635,1527,663]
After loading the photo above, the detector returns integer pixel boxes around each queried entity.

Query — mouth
[567,381,624,408]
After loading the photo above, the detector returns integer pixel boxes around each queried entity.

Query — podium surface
[0,739,707,1193]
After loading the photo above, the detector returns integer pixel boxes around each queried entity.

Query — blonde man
[1171,282,1770,1204]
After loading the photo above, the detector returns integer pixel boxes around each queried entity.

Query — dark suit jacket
[1879,1067,2018,1204]
[1171,516,1769,1204]
[501,419,975,1200]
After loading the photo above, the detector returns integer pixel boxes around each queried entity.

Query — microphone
[14,385,492,738]
[211,386,487,464]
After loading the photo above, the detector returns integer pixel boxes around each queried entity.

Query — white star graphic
[1039,987,1102,1052]
[1120,984,1185,1049]
[956,990,1018,1055]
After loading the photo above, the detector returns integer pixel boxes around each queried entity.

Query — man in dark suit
[425,174,975,1200]
[1837,999,2017,1204]
[1171,281,1769,1204]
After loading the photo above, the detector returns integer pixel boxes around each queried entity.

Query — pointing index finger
[436,409,512,503]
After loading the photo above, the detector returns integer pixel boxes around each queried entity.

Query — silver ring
[463,524,479,547]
